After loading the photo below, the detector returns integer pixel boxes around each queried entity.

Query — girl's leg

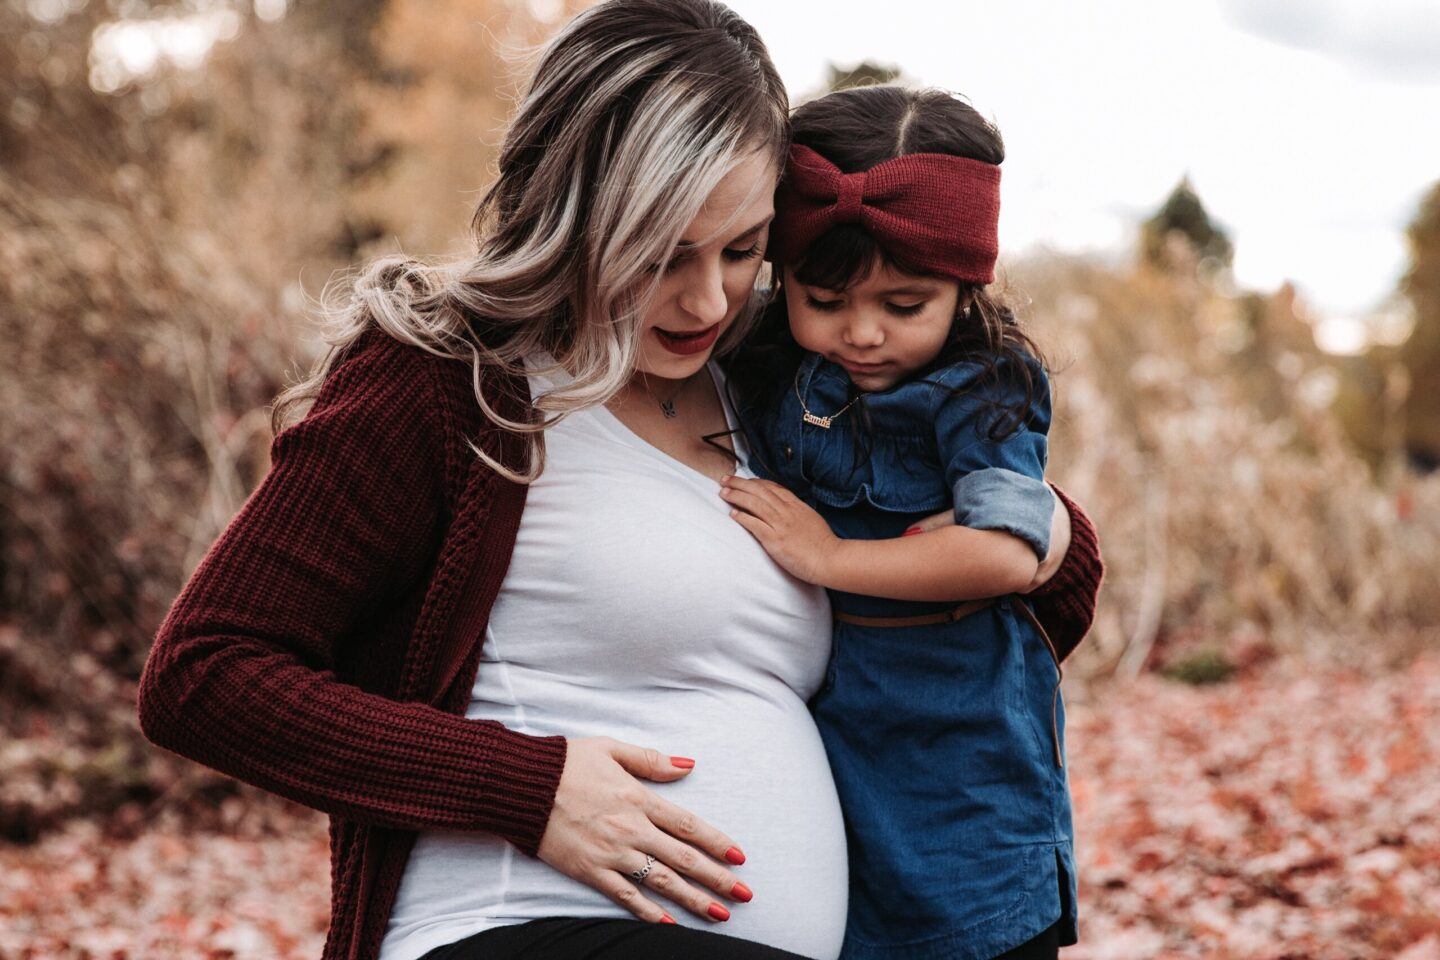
[993,920,1060,960]
[421,917,813,960]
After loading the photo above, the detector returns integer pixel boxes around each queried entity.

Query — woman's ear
[959,289,976,313]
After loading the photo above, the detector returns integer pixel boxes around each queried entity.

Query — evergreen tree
[1141,176,1234,274]
[825,61,901,93]
[1398,180,1440,468]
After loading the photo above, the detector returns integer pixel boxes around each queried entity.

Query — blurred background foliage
[0,2,1436,844]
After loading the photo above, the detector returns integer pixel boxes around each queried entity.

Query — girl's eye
[805,295,844,312]
[723,241,764,263]
[886,302,926,316]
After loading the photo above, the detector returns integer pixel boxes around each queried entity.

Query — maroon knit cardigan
[137,327,1104,960]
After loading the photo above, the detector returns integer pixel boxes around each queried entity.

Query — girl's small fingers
[597,871,671,924]
[736,477,790,505]
[730,509,774,542]
[638,862,732,922]
[719,487,774,519]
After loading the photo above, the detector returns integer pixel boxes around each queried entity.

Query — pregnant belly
[639,699,848,958]
[387,695,849,960]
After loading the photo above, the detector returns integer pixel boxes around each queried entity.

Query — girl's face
[634,149,778,382]
[784,262,970,392]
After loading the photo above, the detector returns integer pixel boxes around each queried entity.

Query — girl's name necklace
[793,366,864,429]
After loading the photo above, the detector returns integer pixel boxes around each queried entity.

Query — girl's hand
[537,737,752,925]
[719,475,839,585]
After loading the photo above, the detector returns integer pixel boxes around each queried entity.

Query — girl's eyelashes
[802,294,928,317]
[804,294,844,312]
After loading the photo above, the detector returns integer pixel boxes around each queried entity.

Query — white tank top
[379,356,848,960]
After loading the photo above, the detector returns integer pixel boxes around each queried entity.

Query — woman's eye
[805,295,843,312]
[722,242,763,263]
[886,302,926,316]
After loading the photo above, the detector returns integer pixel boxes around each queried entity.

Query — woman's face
[634,149,778,381]
[784,262,967,392]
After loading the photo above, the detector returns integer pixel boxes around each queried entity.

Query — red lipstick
[655,324,721,356]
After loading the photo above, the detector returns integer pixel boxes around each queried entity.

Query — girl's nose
[677,259,728,325]
[844,316,885,348]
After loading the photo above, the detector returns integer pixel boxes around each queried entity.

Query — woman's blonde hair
[274,0,789,481]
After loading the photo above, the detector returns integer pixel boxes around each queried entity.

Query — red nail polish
[670,756,695,769]
[731,881,753,902]
[902,526,922,536]
[724,847,746,865]
[708,903,731,922]
[660,914,677,924]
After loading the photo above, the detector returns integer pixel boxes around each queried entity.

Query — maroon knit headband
[768,143,1002,284]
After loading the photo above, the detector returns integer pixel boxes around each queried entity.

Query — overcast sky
[724,0,1440,345]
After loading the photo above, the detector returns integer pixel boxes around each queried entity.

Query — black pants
[421,917,1061,960]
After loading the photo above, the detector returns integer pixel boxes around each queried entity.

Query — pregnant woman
[136,3,1102,960]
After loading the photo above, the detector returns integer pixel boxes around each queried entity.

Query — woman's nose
[677,259,728,325]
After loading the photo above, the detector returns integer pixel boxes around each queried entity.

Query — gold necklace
[793,366,863,429]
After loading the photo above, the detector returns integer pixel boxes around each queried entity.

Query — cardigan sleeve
[136,332,567,855]
[1022,483,1104,664]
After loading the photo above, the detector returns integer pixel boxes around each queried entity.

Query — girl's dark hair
[729,85,1047,461]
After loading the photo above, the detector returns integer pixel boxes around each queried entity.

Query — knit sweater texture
[136,326,1103,960]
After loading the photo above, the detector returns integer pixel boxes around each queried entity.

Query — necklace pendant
[660,400,678,419]
[802,411,833,429]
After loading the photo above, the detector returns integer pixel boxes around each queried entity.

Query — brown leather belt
[831,594,1066,769]
[831,597,995,628]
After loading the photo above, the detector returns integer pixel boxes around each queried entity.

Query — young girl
[720,86,1077,960]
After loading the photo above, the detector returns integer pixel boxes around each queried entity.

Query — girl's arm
[878,483,1104,660]
[719,475,1037,600]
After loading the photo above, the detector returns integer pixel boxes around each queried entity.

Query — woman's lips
[654,324,721,356]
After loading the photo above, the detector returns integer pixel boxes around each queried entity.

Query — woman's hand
[718,475,840,585]
[903,481,1073,592]
[537,737,752,925]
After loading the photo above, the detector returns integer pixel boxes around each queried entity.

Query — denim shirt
[733,350,1077,960]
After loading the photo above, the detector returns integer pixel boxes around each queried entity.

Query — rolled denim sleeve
[934,356,1054,561]
[953,468,1055,560]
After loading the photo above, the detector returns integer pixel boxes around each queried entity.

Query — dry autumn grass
[4,3,1440,958]
[5,653,1439,960]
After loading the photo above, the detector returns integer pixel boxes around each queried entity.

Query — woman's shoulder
[320,325,524,444]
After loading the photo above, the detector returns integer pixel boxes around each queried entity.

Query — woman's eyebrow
[678,214,774,249]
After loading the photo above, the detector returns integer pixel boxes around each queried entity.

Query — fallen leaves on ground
[3,656,1438,959]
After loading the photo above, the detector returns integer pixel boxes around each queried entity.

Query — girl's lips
[838,359,889,375]
[654,324,721,356]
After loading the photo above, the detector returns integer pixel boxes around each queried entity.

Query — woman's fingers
[635,860,735,921]
[644,792,746,869]
[596,871,674,924]
[607,739,697,783]
[903,508,954,535]
[647,829,753,905]
[538,738,745,927]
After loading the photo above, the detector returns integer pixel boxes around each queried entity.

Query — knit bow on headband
[768,144,1002,284]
